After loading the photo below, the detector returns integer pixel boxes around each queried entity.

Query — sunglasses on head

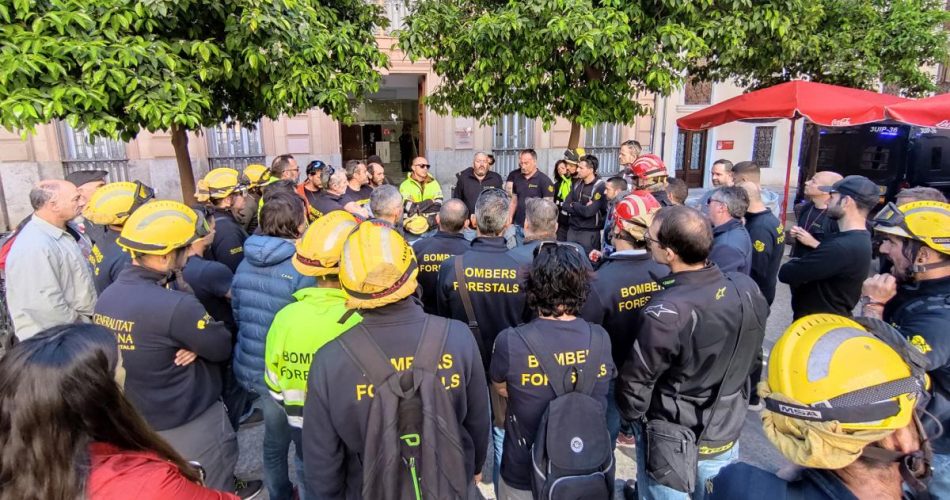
[532,240,582,258]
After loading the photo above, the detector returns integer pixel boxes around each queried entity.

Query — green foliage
[702,0,950,95]
[0,0,389,140]
[398,0,816,129]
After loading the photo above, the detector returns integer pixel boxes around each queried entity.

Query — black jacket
[93,266,232,431]
[779,230,871,319]
[709,218,752,275]
[453,167,504,215]
[885,276,950,453]
[617,264,768,451]
[745,210,785,305]
[302,299,490,500]
[437,237,528,370]
[580,251,669,370]
[564,178,607,231]
[90,227,131,293]
[206,209,247,273]
[411,231,472,314]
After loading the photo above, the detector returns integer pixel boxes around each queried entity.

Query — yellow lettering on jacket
[354,354,458,401]
[452,281,520,294]
[619,281,661,298]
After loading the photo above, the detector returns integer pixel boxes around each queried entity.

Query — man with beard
[453,152,503,216]
[859,200,950,498]
[779,176,876,319]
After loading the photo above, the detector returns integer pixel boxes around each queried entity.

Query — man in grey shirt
[6,179,97,339]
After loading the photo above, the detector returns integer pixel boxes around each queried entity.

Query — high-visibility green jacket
[264,287,361,428]
[399,173,444,203]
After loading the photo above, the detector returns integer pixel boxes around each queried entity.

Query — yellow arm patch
[910,335,933,354]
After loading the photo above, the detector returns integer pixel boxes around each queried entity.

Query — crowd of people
[0,143,948,500]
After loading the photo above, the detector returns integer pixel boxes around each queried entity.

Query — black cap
[65,169,108,187]
[819,175,880,207]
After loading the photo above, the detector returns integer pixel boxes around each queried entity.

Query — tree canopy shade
[700,0,950,96]
[0,0,388,201]
[398,0,819,148]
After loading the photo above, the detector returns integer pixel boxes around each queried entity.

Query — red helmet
[629,154,668,181]
[613,190,661,239]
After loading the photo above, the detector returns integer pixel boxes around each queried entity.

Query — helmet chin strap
[911,259,950,275]
[859,413,935,499]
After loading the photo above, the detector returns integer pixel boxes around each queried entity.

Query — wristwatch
[859,296,887,308]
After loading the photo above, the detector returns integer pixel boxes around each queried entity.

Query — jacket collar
[357,297,426,325]
[471,236,509,252]
[713,218,743,236]
[30,214,70,240]
[658,263,724,289]
[433,230,466,240]
[117,264,172,284]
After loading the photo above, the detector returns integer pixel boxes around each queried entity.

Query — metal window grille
[205,122,265,171]
[492,113,535,177]
[58,122,130,181]
[584,123,621,175]
[752,126,776,168]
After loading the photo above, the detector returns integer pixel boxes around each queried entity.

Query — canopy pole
[780,117,799,225]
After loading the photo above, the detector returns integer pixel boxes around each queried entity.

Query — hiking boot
[234,478,263,499]
[616,432,636,448]
[239,407,263,428]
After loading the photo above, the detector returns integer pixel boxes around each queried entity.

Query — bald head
[805,170,844,200]
[31,179,82,226]
[438,199,469,233]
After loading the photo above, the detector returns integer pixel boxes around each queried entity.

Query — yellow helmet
[765,314,926,432]
[117,200,205,256]
[241,163,272,189]
[293,210,359,277]
[403,214,430,236]
[873,201,950,256]
[340,221,418,309]
[196,168,241,202]
[82,181,155,226]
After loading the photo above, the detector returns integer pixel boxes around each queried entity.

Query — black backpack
[518,324,615,500]
[338,317,468,500]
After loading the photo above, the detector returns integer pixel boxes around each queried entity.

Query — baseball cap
[65,170,108,187]
[820,175,880,207]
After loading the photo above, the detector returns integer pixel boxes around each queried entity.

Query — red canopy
[675,81,908,223]
[676,80,907,131]
[885,93,950,128]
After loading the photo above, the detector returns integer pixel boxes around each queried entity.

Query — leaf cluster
[398,0,814,128]
[0,0,389,140]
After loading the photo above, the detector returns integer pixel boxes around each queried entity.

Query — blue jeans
[633,423,738,500]
[929,452,950,498]
[258,385,302,500]
[493,425,505,497]
[606,380,622,447]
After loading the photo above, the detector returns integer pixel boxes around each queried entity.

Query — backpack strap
[454,255,481,340]
[575,323,604,396]
[339,325,396,388]
[696,274,751,444]
[412,316,449,373]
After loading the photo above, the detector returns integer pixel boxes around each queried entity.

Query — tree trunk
[567,121,581,149]
[170,125,197,206]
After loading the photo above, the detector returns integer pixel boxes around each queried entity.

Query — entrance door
[341,125,364,163]
[675,129,708,188]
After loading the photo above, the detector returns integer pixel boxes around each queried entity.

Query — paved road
[236,255,798,499]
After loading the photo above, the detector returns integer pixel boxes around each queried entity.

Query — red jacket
[87,442,238,500]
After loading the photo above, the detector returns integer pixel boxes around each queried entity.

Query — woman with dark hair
[231,190,314,500]
[489,243,617,499]
[0,324,237,500]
